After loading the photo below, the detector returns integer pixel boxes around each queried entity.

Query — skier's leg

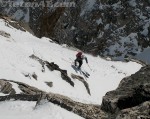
[78,60,83,69]
[74,59,77,66]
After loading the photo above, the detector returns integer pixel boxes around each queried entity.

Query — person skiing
[74,52,88,69]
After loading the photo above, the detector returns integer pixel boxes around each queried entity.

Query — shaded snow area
[0,101,83,119]
[0,18,142,118]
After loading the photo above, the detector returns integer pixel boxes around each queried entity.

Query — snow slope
[0,18,142,118]
[0,100,83,119]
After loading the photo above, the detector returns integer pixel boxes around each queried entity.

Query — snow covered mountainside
[1,0,150,62]
[0,18,142,118]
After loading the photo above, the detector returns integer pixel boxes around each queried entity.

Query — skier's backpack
[76,52,82,58]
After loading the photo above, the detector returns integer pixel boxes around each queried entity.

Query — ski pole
[87,63,92,71]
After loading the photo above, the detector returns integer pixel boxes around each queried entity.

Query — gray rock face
[101,65,150,118]
[1,0,150,60]
[45,61,74,87]
[29,54,74,87]
[0,79,107,119]
[71,73,91,95]
[0,80,15,95]
[116,101,150,119]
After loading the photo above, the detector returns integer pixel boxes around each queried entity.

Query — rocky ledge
[0,65,150,119]
[101,65,150,118]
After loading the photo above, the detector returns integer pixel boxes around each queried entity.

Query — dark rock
[32,72,38,80]
[0,94,40,102]
[18,83,42,95]
[45,61,74,87]
[22,72,31,79]
[8,21,26,32]
[29,54,45,72]
[71,73,91,95]
[101,65,150,115]
[1,0,150,61]
[30,55,74,87]
[46,93,107,119]
[45,62,59,71]
[116,101,150,119]
[60,70,74,87]
[0,79,107,119]
[0,80,16,95]
[0,30,11,38]
[45,82,53,87]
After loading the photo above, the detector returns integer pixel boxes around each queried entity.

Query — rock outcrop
[101,65,150,118]
[45,61,74,87]
[116,101,150,119]
[0,65,150,119]
[0,80,15,95]
[0,30,10,38]
[1,0,150,60]
[71,73,91,95]
[29,54,74,87]
[0,79,107,119]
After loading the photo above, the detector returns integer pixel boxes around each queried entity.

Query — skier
[74,52,88,69]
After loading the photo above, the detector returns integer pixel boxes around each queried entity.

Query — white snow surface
[0,100,84,119]
[0,18,142,118]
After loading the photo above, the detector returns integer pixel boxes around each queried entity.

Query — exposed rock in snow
[116,101,150,119]
[0,80,15,95]
[0,17,145,119]
[101,65,150,117]
[71,73,91,95]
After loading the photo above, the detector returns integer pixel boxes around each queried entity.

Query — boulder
[0,80,15,95]
[116,101,150,119]
[101,66,150,115]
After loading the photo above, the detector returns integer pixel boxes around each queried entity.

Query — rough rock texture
[71,73,91,95]
[0,80,16,95]
[0,79,42,95]
[0,65,150,118]
[0,79,107,119]
[101,65,150,118]
[46,93,107,119]
[45,61,74,86]
[30,54,74,87]
[1,0,150,60]
[116,101,150,119]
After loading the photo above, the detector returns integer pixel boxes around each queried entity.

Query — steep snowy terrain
[0,18,142,118]
[1,0,150,60]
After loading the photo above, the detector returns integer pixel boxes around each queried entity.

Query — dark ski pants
[75,59,83,69]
